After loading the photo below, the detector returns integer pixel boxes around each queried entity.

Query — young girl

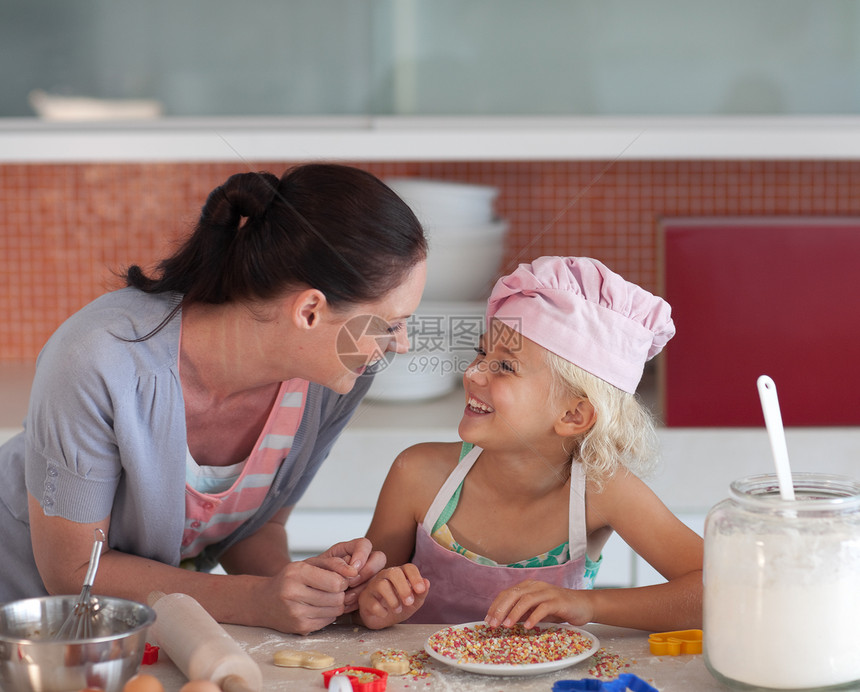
[358,256,703,632]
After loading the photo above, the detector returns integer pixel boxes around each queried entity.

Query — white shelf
[2,116,860,163]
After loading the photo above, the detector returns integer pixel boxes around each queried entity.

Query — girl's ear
[289,288,328,330]
[556,398,597,437]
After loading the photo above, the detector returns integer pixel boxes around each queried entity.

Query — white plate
[424,621,600,677]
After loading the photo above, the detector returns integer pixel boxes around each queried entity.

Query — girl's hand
[357,564,430,630]
[485,579,594,629]
[298,538,385,617]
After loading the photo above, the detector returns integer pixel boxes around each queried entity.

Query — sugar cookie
[273,648,335,669]
[370,649,410,675]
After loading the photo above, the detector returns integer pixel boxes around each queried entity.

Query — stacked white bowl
[386,178,507,302]
[366,178,507,402]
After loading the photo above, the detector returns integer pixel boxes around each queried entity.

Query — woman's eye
[387,322,405,334]
[500,361,515,373]
[473,346,487,357]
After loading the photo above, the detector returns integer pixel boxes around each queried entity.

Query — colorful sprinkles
[427,623,592,666]
[359,648,432,683]
[372,649,407,665]
[587,649,632,679]
[343,669,380,683]
[406,650,431,679]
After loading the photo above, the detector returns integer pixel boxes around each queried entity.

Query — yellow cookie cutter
[648,629,703,656]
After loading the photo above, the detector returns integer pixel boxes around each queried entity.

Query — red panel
[662,219,860,427]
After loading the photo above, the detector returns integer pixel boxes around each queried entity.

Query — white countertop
[145,622,721,691]
[2,116,860,163]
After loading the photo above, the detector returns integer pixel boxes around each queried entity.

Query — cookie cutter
[322,666,388,692]
[553,673,658,691]
[141,643,159,665]
[647,629,703,656]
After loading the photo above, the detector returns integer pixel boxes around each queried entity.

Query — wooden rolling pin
[148,591,263,692]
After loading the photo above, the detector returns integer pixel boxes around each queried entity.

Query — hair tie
[223,172,280,229]
[259,172,280,212]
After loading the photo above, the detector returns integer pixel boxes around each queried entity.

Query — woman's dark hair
[124,164,427,335]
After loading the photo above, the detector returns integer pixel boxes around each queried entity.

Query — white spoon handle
[757,375,795,501]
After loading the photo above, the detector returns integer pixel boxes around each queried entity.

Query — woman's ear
[555,398,597,437]
[289,288,327,330]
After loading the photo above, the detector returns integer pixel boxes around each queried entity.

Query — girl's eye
[500,360,515,373]
[387,322,405,334]
[473,346,487,357]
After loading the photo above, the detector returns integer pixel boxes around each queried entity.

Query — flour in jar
[704,528,860,689]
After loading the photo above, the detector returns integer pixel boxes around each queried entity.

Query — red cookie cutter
[648,629,703,656]
[322,666,388,692]
[141,643,160,665]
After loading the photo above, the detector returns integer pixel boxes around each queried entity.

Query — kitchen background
[3,0,860,585]
[6,159,860,363]
[3,0,860,117]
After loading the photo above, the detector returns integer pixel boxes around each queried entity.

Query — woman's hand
[309,538,386,612]
[258,537,385,635]
[255,559,352,635]
[485,579,593,629]
[357,564,430,630]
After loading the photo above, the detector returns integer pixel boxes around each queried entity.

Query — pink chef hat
[486,256,675,394]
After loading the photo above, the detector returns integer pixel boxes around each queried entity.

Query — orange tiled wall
[2,160,860,362]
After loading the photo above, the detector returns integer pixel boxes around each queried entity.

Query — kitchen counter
[144,622,720,691]
[2,116,860,163]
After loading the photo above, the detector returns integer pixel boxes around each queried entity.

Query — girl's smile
[465,395,494,415]
[458,321,564,457]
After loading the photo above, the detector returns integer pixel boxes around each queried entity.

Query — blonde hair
[544,350,659,487]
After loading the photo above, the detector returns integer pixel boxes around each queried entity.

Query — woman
[0,164,428,635]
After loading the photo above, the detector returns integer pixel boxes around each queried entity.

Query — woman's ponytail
[121,164,426,338]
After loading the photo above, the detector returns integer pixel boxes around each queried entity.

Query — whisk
[54,528,106,640]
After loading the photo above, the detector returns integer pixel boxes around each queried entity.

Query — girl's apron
[407,444,591,624]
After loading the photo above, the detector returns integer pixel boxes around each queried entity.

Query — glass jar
[703,473,860,691]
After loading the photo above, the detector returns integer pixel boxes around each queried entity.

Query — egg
[122,674,165,692]
[179,681,221,692]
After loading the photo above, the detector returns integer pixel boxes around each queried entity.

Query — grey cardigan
[0,288,371,602]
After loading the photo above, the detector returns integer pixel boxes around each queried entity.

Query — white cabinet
[7,2,859,118]
[592,531,635,589]
[287,509,374,562]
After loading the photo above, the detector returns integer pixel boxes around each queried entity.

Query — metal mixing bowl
[0,595,156,692]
